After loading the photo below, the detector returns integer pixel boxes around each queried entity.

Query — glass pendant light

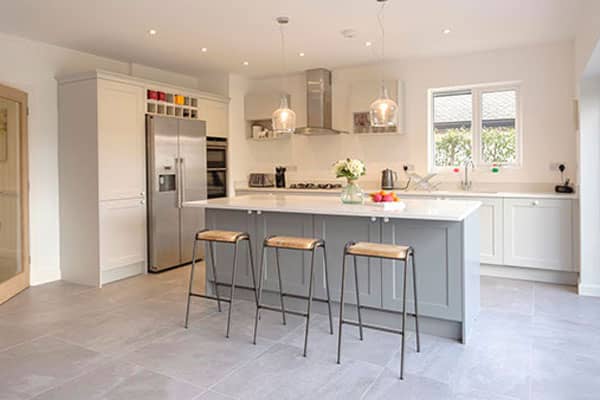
[369,0,399,127]
[272,16,296,134]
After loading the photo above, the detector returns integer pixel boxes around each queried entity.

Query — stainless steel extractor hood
[295,68,346,135]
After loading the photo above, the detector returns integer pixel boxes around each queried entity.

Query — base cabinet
[381,219,463,321]
[503,198,573,271]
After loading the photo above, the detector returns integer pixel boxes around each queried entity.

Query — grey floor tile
[0,336,107,400]
[281,315,400,366]
[454,390,520,400]
[122,327,273,388]
[530,314,600,359]
[481,277,534,316]
[112,297,217,328]
[531,344,600,400]
[450,337,532,400]
[211,343,381,400]
[51,309,178,355]
[533,283,600,328]
[31,361,203,400]
[362,370,454,400]
[393,333,466,385]
[194,391,238,400]
[189,299,305,342]
[0,321,49,352]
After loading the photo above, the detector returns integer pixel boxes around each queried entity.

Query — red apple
[373,193,383,202]
[382,194,394,202]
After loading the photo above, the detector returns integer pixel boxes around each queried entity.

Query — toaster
[248,173,275,188]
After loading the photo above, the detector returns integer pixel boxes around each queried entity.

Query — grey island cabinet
[184,194,481,343]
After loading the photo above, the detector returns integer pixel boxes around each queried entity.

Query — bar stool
[184,229,258,338]
[336,241,421,380]
[253,235,334,357]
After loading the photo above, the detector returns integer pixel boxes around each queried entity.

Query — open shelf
[146,89,200,120]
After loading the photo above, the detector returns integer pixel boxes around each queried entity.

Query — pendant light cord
[279,22,287,99]
[377,1,386,90]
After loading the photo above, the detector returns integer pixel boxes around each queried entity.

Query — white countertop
[236,186,578,200]
[184,194,481,222]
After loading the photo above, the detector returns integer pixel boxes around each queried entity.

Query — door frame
[0,83,29,304]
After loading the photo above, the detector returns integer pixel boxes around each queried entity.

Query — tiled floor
[1,266,599,400]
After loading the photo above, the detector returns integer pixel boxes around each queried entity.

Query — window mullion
[472,88,482,165]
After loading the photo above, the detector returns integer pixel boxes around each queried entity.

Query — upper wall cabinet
[198,98,228,137]
[245,92,290,121]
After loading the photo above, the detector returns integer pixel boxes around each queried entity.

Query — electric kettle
[381,168,398,190]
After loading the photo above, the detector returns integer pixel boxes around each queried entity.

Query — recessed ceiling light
[442,28,451,35]
[243,61,249,66]
[365,41,372,47]
[298,52,305,57]
[148,29,157,36]
[201,47,208,52]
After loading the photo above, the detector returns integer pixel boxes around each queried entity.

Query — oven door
[207,168,227,198]
[207,146,227,169]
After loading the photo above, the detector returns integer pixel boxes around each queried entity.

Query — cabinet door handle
[140,199,145,205]
[140,191,145,197]
[247,210,253,215]
[370,216,377,222]
[531,200,539,206]
[256,210,262,215]
[383,217,390,223]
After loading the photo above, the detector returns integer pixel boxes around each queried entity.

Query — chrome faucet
[461,160,475,191]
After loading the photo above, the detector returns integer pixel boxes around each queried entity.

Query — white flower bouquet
[333,158,366,181]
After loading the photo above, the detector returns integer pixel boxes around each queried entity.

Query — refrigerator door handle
[180,157,186,205]
[175,157,182,208]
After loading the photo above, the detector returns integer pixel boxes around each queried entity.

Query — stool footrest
[258,304,308,318]
[358,303,418,318]
[341,319,404,336]
[281,292,330,304]
[190,293,232,303]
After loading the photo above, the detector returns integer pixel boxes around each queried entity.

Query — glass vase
[341,179,364,204]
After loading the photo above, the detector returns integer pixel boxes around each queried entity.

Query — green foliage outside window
[434,126,516,167]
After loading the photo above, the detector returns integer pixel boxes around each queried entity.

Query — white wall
[233,41,576,187]
[0,32,224,285]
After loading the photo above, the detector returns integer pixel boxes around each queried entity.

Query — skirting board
[578,282,600,297]
[101,262,145,287]
[481,264,578,285]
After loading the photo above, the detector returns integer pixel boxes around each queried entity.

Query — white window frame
[427,81,522,173]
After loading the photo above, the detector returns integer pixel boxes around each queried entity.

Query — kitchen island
[185,194,481,343]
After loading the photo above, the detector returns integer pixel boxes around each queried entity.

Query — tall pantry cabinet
[58,73,147,287]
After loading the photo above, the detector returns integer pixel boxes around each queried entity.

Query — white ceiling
[0,0,581,78]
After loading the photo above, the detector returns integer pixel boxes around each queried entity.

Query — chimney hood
[295,68,346,135]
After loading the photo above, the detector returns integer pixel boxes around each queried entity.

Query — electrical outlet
[549,162,567,172]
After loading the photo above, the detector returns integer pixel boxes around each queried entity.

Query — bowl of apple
[368,191,406,211]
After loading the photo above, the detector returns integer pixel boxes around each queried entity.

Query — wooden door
[0,84,29,304]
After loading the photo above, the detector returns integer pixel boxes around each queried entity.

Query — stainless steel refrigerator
[146,115,207,272]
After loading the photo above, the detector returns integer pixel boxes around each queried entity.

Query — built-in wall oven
[207,137,227,198]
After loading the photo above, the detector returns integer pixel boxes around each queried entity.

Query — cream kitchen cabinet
[99,198,146,284]
[58,72,147,287]
[447,196,503,265]
[198,98,228,137]
[97,80,146,200]
[503,198,573,271]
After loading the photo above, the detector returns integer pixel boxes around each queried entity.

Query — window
[429,84,520,170]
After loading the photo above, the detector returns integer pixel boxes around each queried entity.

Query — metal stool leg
[208,241,222,312]
[247,238,259,306]
[225,241,240,339]
[353,256,364,341]
[336,248,349,364]
[275,248,287,325]
[303,247,317,357]
[184,239,198,328]
[411,250,420,353]
[400,259,408,380]
[252,244,267,345]
[322,244,334,335]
